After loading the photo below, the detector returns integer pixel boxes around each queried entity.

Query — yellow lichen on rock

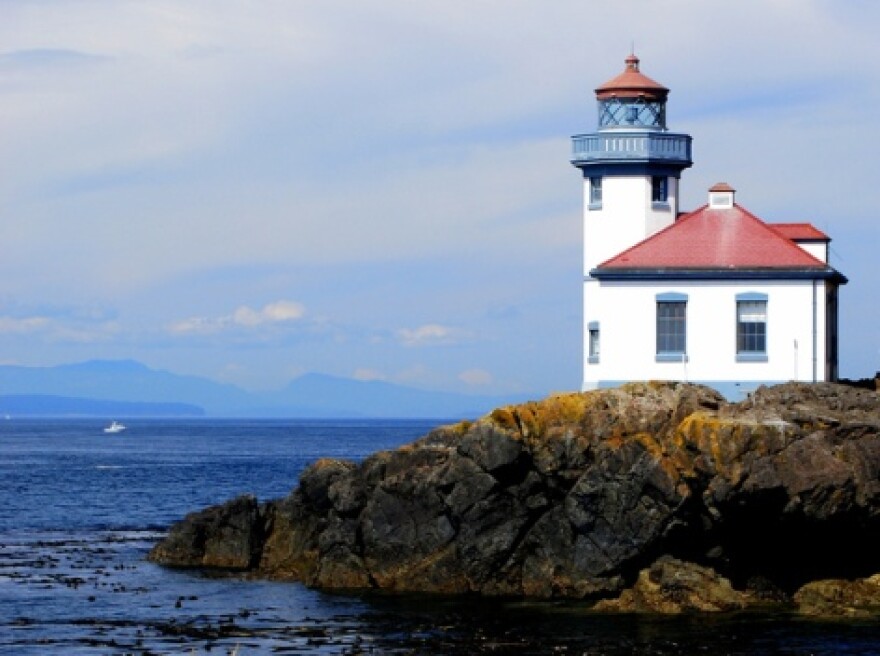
[633,431,686,485]
[447,419,473,435]
[516,404,539,438]
[592,557,755,614]
[489,407,518,432]
[487,392,595,440]
[795,575,880,617]
[670,412,790,483]
[542,392,595,425]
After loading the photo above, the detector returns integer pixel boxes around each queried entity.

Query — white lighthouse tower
[572,55,693,390]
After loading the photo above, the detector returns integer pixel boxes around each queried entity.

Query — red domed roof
[595,54,668,101]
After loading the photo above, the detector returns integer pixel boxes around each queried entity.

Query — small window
[626,105,640,124]
[589,177,602,207]
[588,322,600,363]
[656,295,687,359]
[737,298,767,357]
[652,176,668,203]
[710,192,734,208]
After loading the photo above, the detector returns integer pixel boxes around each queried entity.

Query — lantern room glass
[598,98,666,130]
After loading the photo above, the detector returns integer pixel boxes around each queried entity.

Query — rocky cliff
[148,381,880,613]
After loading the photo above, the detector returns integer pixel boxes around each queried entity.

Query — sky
[0,1,878,396]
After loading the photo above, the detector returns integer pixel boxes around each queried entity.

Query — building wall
[582,175,677,275]
[583,278,829,398]
[794,241,828,263]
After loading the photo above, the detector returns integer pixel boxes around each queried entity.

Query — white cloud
[397,323,466,347]
[167,316,219,336]
[169,300,306,335]
[0,316,51,334]
[232,300,305,326]
[0,310,121,346]
[458,368,493,386]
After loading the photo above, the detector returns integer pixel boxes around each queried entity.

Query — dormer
[708,182,735,209]
[771,223,831,263]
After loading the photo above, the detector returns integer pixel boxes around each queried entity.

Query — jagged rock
[669,382,880,590]
[592,556,756,613]
[148,494,264,570]
[795,575,880,617]
[148,381,880,608]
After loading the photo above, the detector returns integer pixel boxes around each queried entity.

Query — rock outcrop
[794,575,880,617]
[592,556,757,613]
[149,381,880,611]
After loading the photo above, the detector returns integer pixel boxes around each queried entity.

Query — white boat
[104,421,126,434]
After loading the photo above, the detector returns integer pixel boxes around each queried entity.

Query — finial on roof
[625,53,640,72]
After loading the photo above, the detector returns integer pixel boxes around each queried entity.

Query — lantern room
[595,54,669,130]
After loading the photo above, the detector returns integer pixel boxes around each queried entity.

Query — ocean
[1,418,879,655]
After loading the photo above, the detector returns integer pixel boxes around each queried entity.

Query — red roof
[599,204,830,270]
[595,54,668,101]
[769,223,829,242]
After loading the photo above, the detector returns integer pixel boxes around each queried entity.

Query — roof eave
[591,267,847,284]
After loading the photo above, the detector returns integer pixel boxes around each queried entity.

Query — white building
[572,55,846,399]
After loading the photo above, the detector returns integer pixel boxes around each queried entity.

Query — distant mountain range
[0,360,536,418]
[0,394,203,417]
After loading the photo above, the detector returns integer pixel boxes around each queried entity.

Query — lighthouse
[571,56,845,397]
[572,54,693,391]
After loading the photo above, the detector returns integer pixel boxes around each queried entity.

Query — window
[736,294,768,360]
[710,191,734,208]
[588,321,600,364]
[657,303,686,354]
[589,177,602,208]
[626,105,640,124]
[651,176,668,203]
[656,293,687,360]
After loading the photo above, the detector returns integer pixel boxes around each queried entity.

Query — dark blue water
[2,419,879,654]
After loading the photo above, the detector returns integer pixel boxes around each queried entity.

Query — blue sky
[0,1,877,395]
